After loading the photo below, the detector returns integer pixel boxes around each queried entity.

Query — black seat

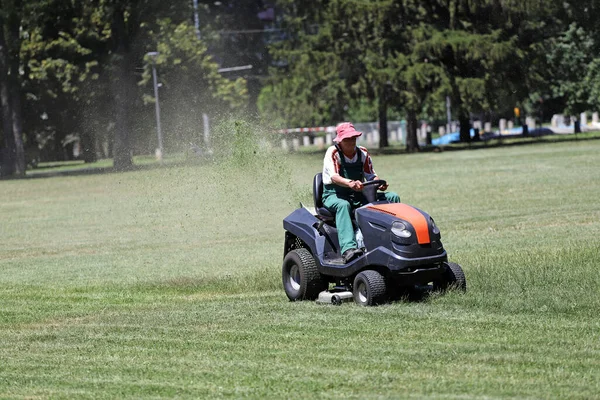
[313,173,334,221]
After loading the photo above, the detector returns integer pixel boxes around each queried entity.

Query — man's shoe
[342,249,354,263]
[342,248,364,264]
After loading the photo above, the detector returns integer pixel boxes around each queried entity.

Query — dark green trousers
[323,191,400,254]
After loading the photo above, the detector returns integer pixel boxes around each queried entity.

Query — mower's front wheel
[353,270,387,306]
[434,262,466,292]
[282,248,327,301]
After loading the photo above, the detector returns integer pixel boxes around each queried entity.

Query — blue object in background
[432,129,476,145]
[431,127,556,146]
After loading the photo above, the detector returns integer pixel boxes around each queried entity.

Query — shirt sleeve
[361,147,377,181]
[322,146,340,185]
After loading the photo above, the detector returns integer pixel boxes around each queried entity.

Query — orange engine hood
[366,203,431,244]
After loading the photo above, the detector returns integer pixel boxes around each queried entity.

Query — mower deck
[316,289,354,305]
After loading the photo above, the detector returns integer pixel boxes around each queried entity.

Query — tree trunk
[0,2,25,176]
[53,129,66,161]
[459,112,471,143]
[9,55,25,175]
[378,96,389,148]
[0,85,14,176]
[0,14,15,177]
[112,57,134,170]
[80,128,97,163]
[405,108,419,152]
[111,5,133,171]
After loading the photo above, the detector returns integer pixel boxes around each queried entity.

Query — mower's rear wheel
[282,248,327,301]
[353,270,387,306]
[435,262,466,292]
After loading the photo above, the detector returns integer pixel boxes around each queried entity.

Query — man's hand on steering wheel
[373,176,388,191]
[362,179,388,192]
[348,180,364,191]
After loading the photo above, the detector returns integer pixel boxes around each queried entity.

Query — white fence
[277,112,600,151]
[279,121,408,151]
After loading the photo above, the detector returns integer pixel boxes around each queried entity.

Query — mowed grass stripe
[1,294,599,398]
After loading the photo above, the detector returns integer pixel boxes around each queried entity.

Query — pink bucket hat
[333,122,362,143]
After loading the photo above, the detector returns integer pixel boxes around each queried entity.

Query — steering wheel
[361,179,387,189]
[361,179,387,204]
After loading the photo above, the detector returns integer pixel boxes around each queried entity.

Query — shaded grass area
[23,154,187,179]
[1,138,600,398]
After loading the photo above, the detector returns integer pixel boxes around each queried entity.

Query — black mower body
[283,202,448,287]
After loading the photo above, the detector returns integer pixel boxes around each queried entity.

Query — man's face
[340,137,357,152]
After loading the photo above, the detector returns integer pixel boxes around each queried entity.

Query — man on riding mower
[322,122,401,263]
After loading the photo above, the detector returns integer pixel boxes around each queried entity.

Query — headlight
[391,221,411,238]
[431,218,440,235]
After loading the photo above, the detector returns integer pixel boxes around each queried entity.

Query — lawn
[1,137,599,398]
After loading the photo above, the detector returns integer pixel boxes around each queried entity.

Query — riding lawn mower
[282,173,466,306]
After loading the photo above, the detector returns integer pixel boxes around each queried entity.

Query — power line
[217,28,283,35]
[217,65,253,72]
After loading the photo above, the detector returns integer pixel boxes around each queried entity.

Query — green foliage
[413,2,544,122]
[261,0,403,128]
[3,0,600,166]
[344,97,404,123]
[585,58,600,111]
[547,23,598,114]
[1,0,255,165]
[141,20,248,109]
[16,0,111,160]
[262,0,585,140]
[138,20,248,152]
[258,58,348,127]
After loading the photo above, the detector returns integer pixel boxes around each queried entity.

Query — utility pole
[146,52,163,161]
[446,96,452,134]
[192,0,201,40]
[217,65,253,73]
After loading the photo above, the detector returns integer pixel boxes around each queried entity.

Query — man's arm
[363,150,388,190]
[323,147,363,191]
[332,174,363,191]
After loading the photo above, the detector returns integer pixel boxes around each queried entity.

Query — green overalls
[322,146,400,254]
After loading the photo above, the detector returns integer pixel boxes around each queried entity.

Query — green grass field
[1,137,599,398]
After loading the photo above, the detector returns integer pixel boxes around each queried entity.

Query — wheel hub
[289,265,301,291]
[357,282,368,304]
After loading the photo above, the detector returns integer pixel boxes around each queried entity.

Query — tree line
[1,0,598,177]
[260,0,600,150]
[0,0,256,177]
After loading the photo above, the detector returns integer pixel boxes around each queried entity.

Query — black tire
[353,270,387,306]
[282,248,327,301]
[435,262,467,292]
[331,294,342,306]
